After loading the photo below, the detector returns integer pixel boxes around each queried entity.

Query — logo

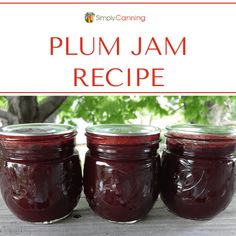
[85,12,95,23]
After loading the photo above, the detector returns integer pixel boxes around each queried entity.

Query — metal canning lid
[0,123,76,136]
[166,124,236,136]
[86,124,160,136]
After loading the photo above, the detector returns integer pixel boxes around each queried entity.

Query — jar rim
[166,124,236,137]
[86,124,160,137]
[0,123,77,137]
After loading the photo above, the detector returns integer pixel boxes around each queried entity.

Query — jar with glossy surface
[0,123,82,223]
[84,124,161,223]
[161,124,236,220]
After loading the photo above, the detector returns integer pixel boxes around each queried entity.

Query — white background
[0,2,236,94]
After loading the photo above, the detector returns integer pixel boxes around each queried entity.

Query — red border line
[0,92,236,94]
[0,2,236,4]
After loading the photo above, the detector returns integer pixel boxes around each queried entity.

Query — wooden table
[0,194,236,236]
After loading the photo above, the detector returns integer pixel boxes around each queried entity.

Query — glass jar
[161,124,236,220]
[83,124,161,223]
[0,123,82,223]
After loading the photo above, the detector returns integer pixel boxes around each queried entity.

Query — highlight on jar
[0,123,82,224]
[161,124,236,220]
[83,124,161,223]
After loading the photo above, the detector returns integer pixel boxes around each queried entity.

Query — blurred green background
[1,96,236,127]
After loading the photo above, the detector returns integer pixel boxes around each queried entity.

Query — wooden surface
[0,194,236,236]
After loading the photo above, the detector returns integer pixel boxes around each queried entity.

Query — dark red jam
[83,124,161,223]
[0,123,82,223]
[161,124,236,220]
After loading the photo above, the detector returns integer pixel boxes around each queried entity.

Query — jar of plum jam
[0,123,82,223]
[161,124,236,220]
[84,124,161,223]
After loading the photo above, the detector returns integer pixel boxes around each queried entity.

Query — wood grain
[0,195,235,236]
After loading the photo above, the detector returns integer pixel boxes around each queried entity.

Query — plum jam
[0,123,82,223]
[161,124,236,220]
[83,124,161,223]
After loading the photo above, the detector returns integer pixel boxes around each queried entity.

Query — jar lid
[86,124,160,136]
[0,123,76,137]
[166,124,236,137]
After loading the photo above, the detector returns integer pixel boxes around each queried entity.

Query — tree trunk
[0,96,67,126]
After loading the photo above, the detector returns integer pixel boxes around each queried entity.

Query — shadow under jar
[84,124,161,223]
[161,124,236,220]
[0,123,82,223]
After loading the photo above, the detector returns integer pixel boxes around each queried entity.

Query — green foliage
[37,96,47,104]
[179,96,211,124]
[57,96,173,125]
[59,96,133,125]
[0,97,7,109]
[30,96,236,125]
[1,96,236,125]
[136,97,169,116]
